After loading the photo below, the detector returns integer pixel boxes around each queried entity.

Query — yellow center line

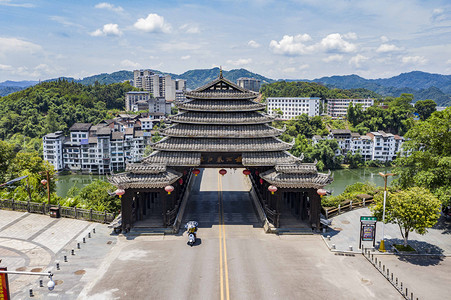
[218,171,230,300]
[218,173,224,300]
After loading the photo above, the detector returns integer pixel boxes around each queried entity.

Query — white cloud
[299,64,309,70]
[181,55,191,60]
[349,54,368,68]
[0,37,42,54]
[344,32,357,40]
[50,16,85,29]
[120,59,141,68]
[248,40,261,48]
[0,64,12,70]
[380,36,389,43]
[319,33,356,53]
[376,44,402,53]
[134,14,171,33]
[283,67,296,73]
[226,58,252,66]
[431,8,445,22]
[447,59,451,65]
[95,2,124,13]
[90,23,122,36]
[269,34,313,55]
[180,24,200,34]
[323,54,344,62]
[401,55,427,65]
[0,0,34,8]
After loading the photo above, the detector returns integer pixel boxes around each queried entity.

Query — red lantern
[178,178,184,185]
[41,179,47,186]
[219,169,227,176]
[259,178,264,185]
[243,169,251,176]
[115,188,125,198]
[165,185,174,195]
[255,170,259,176]
[268,185,277,195]
[192,169,200,176]
[317,189,327,198]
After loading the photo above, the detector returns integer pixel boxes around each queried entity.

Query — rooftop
[70,123,92,132]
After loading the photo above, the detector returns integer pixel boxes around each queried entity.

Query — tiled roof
[142,151,201,166]
[260,169,333,189]
[125,163,166,174]
[69,123,92,131]
[275,161,318,174]
[111,132,124,140]
[176,99,266,111]
[191,76,248,93]
[160,124,283,138]
[170,112,274,124]
[242,151,299,166]
[107,169,181,189]
[185,91,257,99]
[152,137,292,152]
[330,129,352,135]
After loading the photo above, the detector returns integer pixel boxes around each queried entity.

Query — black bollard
[29,289,33,297]
[56,263,60,270]
[93,228,96,234]
[71,249,75,255]
[39,280,43,287]
[83,237,86,243]
[88,232,91,238]
[77,243,80,249]
[64,255,67,262]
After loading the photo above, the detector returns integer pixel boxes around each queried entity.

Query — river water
[55,167,397,198]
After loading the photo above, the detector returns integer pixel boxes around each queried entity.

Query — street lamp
[0,269,55,291]
[378,172,396,252]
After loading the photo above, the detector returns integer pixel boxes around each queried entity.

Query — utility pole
[378,172,396,252]
[46,170,50,205]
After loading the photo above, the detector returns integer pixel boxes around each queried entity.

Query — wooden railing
[324,198,374,219]
[0,199,115,223]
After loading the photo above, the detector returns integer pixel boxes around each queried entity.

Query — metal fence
[0,199,115,224]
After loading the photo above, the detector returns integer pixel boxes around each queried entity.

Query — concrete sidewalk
[322,207,451,255]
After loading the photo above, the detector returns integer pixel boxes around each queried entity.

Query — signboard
[362,225,374,241]
[200,153,243,166]
[359,216,377,249]
[0,267,10,300]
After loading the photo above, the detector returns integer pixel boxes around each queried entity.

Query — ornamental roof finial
[219,66,223,79]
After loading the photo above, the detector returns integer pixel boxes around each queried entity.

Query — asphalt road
[80,168,403,300]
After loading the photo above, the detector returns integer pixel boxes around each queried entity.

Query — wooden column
[161,191,167,227]
[307,188,321,230]
[121,189,133,232]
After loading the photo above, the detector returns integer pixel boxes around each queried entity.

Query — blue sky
[0,0,450,81]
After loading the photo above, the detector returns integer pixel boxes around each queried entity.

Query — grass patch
[393,244,416,252]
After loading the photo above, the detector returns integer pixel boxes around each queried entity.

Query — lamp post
[40,170,51,205]
[378,172,396,252]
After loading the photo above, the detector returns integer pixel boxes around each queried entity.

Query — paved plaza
[0,170,450,299]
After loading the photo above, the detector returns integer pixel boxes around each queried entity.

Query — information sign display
[359,216,377,249]
[362,225,374,241]
[0,267,10,300]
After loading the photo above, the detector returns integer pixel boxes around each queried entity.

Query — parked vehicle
[185,221,198,246]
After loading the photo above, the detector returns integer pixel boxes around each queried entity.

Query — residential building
[237,77,261,92]
[125,91,151,111]
[327,98,374,118]
[312,130,405,162]
[133,69,183,101]
[42,131,65,170]
[50,118,151,174]
[266,97,320,120]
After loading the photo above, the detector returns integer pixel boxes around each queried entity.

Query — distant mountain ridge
[1,69,449,106]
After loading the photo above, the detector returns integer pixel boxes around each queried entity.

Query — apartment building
[266,97,320,120]
[237,77,261,92]
[312,130,405,162]
[327,98,374,118]
[45,118,151,173]
[42,131,65,171]
[133,69,186,102]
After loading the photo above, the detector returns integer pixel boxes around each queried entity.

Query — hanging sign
[359,216,377,249]
[0,267,11,300]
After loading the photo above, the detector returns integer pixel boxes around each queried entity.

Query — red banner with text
[0,267,10,300]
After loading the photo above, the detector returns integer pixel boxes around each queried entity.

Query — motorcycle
[185,221,198,247]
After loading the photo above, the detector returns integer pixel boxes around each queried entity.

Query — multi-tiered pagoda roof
[108,73,332,189]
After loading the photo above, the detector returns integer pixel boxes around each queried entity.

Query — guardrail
[324,198,374,219]
[362,247,418,300]
[0,199,115,223]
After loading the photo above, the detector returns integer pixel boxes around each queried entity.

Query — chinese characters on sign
[359,216,377,249]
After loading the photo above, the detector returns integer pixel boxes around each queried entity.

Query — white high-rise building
[133,70,181,101]
[42,131,65,170]
[266,97,320,120]
[237,77,261,92]
[327,98,374,118]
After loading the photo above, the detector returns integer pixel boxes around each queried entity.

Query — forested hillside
[0,79,135,139]
[261,81,381,99]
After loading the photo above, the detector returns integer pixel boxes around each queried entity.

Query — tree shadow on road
[432,216,451,235]
[384,238,445,266]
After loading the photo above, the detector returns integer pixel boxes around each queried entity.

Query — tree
[415,99,437,121]
[394,107,451,204]
[370,187,441,247]
[345,151,363,168]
